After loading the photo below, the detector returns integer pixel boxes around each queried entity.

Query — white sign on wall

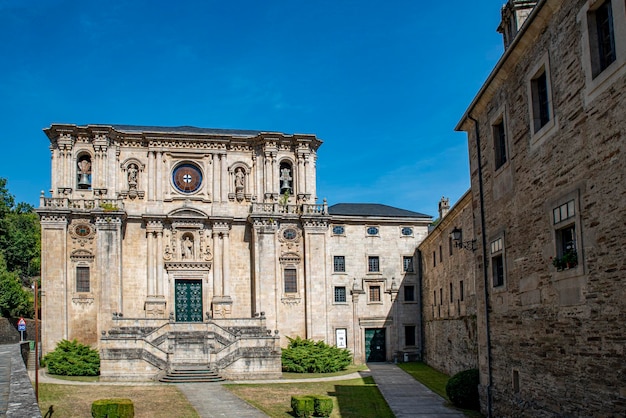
[336,328,347,348]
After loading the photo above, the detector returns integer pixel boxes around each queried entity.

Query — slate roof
[111,125,262,136]
[328,203,431,219]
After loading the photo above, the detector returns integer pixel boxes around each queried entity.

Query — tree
[0,178,40,282]
[0,254,33,318]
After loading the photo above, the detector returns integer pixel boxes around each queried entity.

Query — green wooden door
[175,280,203,322]
[365,328,386,362]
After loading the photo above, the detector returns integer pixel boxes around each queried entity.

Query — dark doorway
[175,279,203,322]
[365,328,386,362]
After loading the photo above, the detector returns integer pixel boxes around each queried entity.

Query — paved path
[368,363,464,417]
[28,363,464,417]
[0,344,41,418]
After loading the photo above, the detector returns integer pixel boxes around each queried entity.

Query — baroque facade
[37,124,431,380]
[453,0,626,416]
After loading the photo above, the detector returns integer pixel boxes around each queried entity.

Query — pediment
[167,207,208,220]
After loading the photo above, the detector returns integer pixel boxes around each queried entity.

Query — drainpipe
[468,114,493,418]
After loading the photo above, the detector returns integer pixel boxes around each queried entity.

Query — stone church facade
[37,124,430,380]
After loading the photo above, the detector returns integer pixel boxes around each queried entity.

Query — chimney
[438,197,450,219]
[497,0,538,49]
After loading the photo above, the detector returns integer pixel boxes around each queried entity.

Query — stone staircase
[159,366,224,383]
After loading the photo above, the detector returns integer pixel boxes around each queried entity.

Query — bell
[78,173,91,189]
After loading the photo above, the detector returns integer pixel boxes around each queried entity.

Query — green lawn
[225,376,393,418]
[397,362,484,418]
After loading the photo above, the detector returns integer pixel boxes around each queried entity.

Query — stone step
[159,367,224,383]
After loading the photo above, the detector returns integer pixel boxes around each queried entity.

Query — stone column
[212,154,219,203]
[222,230,230,296]
[212,230,222,296]
[220,153,228,203]
[95,213,123,339]
[351,285,365,364]
[147,231,155,296]
[156,151,163,200]
[39,213,69,353]
[145,219,166,317]
[147,151,154,201]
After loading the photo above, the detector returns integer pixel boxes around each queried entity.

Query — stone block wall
[418,192,478,376]
[458,0,626,415]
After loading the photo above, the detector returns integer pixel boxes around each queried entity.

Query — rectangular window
[553,200,575,224]
[460,280,464,302]
[334,286,347,303]
[493,254,504,287]
[368,256,380,272]
[76,266,90,292]
[369,285,381,302]
[334,256,346,272]
[433,251,436,267]
[284,268,297,293]
[439,288,443,305]
[403,256,414,272]
[589,1,616,77]
[491,237,505,287]
[433,290,437,306]
[449,236,454,256]
[405,325,416,346]
[531,69,550,132]
[450,283,454,302]
[493,119,507,170]
[439,245,443,262]
[404,285,415,302]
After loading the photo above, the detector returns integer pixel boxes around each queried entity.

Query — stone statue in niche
[181,236,194,259]
[234,168,245,190]
[127,164,138,189]
[234,167,245,202]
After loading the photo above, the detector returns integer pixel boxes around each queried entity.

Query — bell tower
[497,0,538,49]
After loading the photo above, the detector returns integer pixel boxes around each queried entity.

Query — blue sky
[0,0,506,217]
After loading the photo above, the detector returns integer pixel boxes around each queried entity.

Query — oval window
[332,225,345,235]
[367,226,379,236]
[401,227,413,236]
[283,228,297,240]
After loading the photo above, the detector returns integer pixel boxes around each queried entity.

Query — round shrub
[445,368,479,410]
[282,336,351,373]
[42,339,100,376]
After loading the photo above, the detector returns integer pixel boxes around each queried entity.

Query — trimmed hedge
[291,395,334,417]
[91,398,134,418]
[42,339,100,376]
[313,395,333,417]
[445,368,480,410]
[291,395,315,417]
[282,336,351,373]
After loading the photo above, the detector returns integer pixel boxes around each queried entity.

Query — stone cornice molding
[165,261,212,272]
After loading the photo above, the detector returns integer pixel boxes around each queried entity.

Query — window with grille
[284,268,297,293]
[369,285,381,302]
[403,256,414,273]
[76,266,90,292]
[334,256,346,272]
[368,256,380,273]
[334,286,347,303]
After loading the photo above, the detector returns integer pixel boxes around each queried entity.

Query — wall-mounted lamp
[450,227,476,252]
